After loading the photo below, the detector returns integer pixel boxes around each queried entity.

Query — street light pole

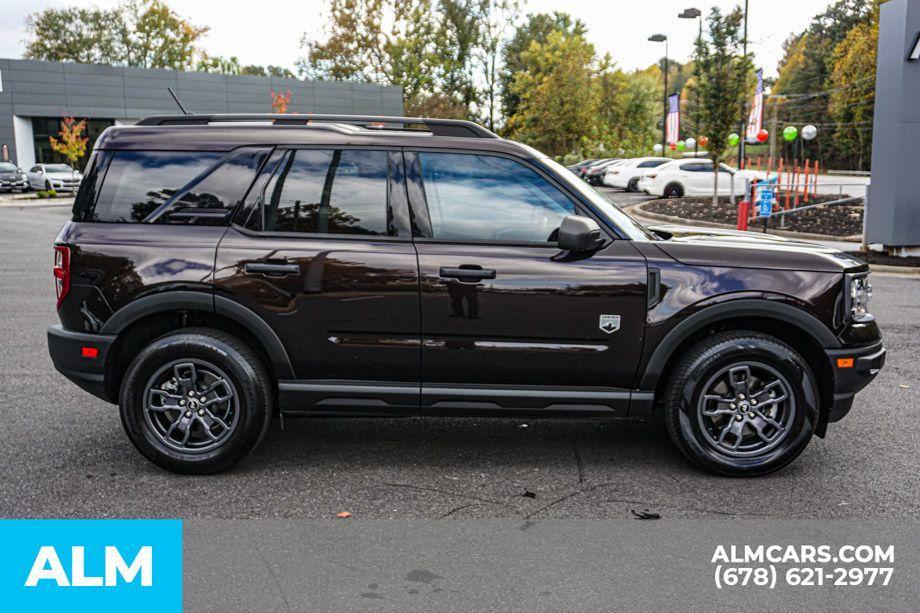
[649,34,669,152]
[679,8,703,156]
[738,0,749,168]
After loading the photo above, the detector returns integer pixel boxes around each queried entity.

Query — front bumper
[0,178,27,190]
[47,325,116,403]
[825,341,886,423]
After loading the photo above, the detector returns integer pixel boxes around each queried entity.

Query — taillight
[53,245,70,308]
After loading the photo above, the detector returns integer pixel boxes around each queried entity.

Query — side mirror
[557,215,605,252]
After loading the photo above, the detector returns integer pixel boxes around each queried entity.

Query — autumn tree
[49,117,88,183]
[691,6,753,203]
[271,89,292,114]
[25,0,208,70]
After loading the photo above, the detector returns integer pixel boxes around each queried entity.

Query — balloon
[669,142,677,151]
[728,133,740,147]
[685,137,696,150]
[783,126,798,142]
[757,129,769,143]
[653,143,663,153]
[676,140,686,151]
[698,135,709,147]
[802,125,818,141]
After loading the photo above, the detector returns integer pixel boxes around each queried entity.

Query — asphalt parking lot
[1,204,918,520]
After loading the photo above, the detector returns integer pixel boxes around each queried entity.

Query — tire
[663,183,684,198]
[119,328,273,474]
[663,331,819,477]
[627,178,640,192]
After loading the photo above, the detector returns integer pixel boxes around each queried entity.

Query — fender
[99,290,295,379]
[638,298,839,390]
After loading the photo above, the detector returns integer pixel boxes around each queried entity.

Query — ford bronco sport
[47,114,885,476]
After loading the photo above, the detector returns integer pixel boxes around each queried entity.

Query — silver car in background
[27,163,83,192]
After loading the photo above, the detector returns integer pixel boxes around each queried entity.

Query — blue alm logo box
[0,519,182,612]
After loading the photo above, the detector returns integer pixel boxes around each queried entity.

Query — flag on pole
[666,93,680,145]
[746,68,764,140]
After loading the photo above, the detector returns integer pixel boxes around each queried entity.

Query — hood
[648,223,868,273]
[45,171,82,178]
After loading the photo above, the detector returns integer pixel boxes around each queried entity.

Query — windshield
[45,164,74,173]
[540,157,658,241]
[0,163,17,172]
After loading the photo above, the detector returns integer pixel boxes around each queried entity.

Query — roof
[95,114,540,158]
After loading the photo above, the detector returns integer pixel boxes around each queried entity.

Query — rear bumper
[825,341,886,423]
[47,325,116,403]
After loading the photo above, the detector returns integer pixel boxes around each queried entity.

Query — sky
[0,0,838,78]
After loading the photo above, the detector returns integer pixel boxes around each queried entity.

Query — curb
[0,201,73,209]
[628,200,862,243]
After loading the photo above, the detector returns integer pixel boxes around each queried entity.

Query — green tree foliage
[691,6,753,203]
[500,12,587,125]
[25,0,208,70]
[773,0,876,170]
[504,31,600,157]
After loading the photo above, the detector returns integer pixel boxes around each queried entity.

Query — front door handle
[439,266,496,282]
[244,262,301,276]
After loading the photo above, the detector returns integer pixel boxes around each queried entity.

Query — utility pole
[649,34,669,151]
[737,0,749,168]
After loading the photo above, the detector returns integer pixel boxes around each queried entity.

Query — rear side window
[92,151,222,222]
[247,149,390,235]
[638,160,666,168]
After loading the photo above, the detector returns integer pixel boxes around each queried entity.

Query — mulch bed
[845,251,920,268]
[642,193,863,237]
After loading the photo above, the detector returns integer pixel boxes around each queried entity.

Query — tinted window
[145,148,270,224]
[418,153,575,243]
[638,160,667,168]
[45,164,73,173]
[681,163,712,172]
[92,151,222,222]
[256,149,389,235]
[0,163,16,172]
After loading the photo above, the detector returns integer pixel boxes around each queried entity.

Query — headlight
[846,273,873,321]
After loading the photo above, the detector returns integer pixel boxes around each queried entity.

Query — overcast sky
[0,0,836,78]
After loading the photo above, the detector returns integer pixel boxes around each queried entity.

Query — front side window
[252,149,389,236]
[417,152,575,243]
[92,151,222,222]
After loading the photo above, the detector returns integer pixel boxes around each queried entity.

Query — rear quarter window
[86,149,268,224]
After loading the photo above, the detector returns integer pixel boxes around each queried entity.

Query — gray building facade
[866,0,920,254]
[0,58,403,170]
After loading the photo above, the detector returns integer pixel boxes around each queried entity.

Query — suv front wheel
[663,331,819,477]
[120,328,273,474]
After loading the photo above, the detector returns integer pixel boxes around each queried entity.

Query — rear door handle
[244,262,301,276]
[439,266,496,282]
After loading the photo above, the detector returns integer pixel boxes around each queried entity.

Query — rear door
[406,150,647,415]
[214,147,421,413]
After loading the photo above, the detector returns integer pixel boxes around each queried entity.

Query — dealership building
[0,58,404,170]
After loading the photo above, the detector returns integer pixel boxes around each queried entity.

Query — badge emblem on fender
[599,314,621,334]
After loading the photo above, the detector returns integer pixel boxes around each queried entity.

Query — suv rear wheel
[663,331,818,477]
[119,328,273,474]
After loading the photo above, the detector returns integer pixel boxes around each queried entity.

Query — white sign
[910,34,920,61]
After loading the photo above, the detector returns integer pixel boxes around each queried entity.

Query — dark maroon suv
[47,114,884,476]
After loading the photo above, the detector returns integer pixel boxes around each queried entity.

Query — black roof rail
[134,113,499,139]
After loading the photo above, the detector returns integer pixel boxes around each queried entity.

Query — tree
[25,0,208,70]
[477,0,519,131]
[505,31,601,157]
[299,0,442,114]
[597,68,659,157]
[500,12,587,126]
[691,7,753,204]
[49,117,88,182]
[271,89,292,113]
[828,3,879,170]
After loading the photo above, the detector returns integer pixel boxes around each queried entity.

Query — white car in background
[640,159,766,198]
[603,157,671,191]
[27,163,83,192]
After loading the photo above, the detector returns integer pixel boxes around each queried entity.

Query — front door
[406,151,648,415]
[214,147,421,413]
